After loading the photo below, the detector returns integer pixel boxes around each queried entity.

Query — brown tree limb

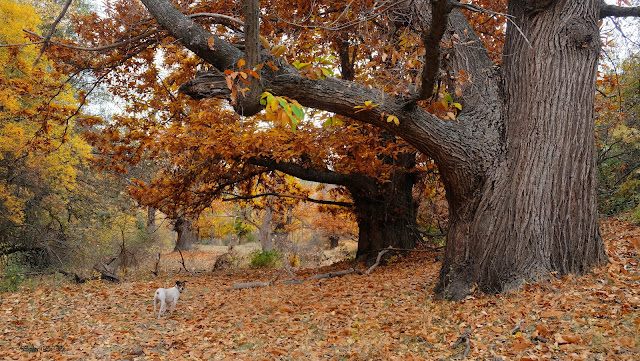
[247,156,378,195]
[306,268,361,280]
[189,13,245,27]
[0,41,44,48]
[140,0,486,173]
[600,2,640,18]
[221,192,354,207]
[24,29,162,52]
[33,0,73,68]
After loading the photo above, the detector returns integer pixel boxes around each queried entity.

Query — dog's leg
[158,300,167,319]
[169,300,177,315]
[153,297,157,316]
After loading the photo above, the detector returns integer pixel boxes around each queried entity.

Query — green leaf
[292,104,305,121]
[444,93,453,103]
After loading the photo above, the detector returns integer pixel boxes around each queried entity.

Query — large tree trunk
[434,1,608,300]
[173,215,197,252]
[349,154,419,258]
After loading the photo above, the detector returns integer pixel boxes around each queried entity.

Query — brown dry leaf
[541,310,564,318]
[615,336,636,347]
[555,333,581,344]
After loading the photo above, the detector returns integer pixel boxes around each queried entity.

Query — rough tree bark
[173,215,197,252]
[137,0,640,299]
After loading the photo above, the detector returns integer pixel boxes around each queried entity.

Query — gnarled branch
[600,2,640,18]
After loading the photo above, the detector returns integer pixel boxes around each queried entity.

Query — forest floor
[0,219,638,360]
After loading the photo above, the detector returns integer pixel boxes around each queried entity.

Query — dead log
[228,281,273,290]
[306,268,360,280]
[229,273,281,290]
[93,262,120,282]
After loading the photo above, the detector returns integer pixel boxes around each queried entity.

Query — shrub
[249,249,283,268]
[0,260,26,293]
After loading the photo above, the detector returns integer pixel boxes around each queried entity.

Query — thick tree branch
[140,0,243,71]
[413,0,452,103]
[222,192,354,207]
[242,0,262,115]
[600,2,640,18]
[248,156,378,194]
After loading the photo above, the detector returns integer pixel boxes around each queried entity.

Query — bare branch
[0,40,44,48]
[450,0,532,49]
[222,192,354,207]
[189,12,244,27]
[600,2,640,18]
[24,29,162,52]
[33,0,73,68]
[365,247,391,275]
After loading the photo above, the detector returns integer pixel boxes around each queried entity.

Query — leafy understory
[0,218,638,360]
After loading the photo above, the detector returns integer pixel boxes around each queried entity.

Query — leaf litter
[0,218,638,360]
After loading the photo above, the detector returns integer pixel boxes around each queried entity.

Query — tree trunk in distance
[173,215,197,252]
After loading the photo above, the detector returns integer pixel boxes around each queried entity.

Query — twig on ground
[177,249,194,275]
[451,328,471,359]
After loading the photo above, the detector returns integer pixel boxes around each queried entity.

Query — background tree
[0,0,167,277]
[596,51,640,219]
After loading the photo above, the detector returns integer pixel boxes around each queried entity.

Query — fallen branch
[93,263,120,282]
[451,329,471,359]
[376,246,445,253]
[281,279,305,285]
[229,273,281,290]
[229,281,273,290]
[365,247,391,275]
[306,268,361,280]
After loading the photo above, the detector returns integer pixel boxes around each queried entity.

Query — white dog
[153,280,186,318]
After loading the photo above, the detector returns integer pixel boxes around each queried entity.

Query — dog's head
[175,280,187,292]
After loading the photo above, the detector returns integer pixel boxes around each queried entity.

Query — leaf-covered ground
[1,219,639,360]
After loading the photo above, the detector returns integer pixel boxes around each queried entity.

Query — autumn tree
[134,0,640,300]
[596,51,640,218]
[35,0,640,299]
